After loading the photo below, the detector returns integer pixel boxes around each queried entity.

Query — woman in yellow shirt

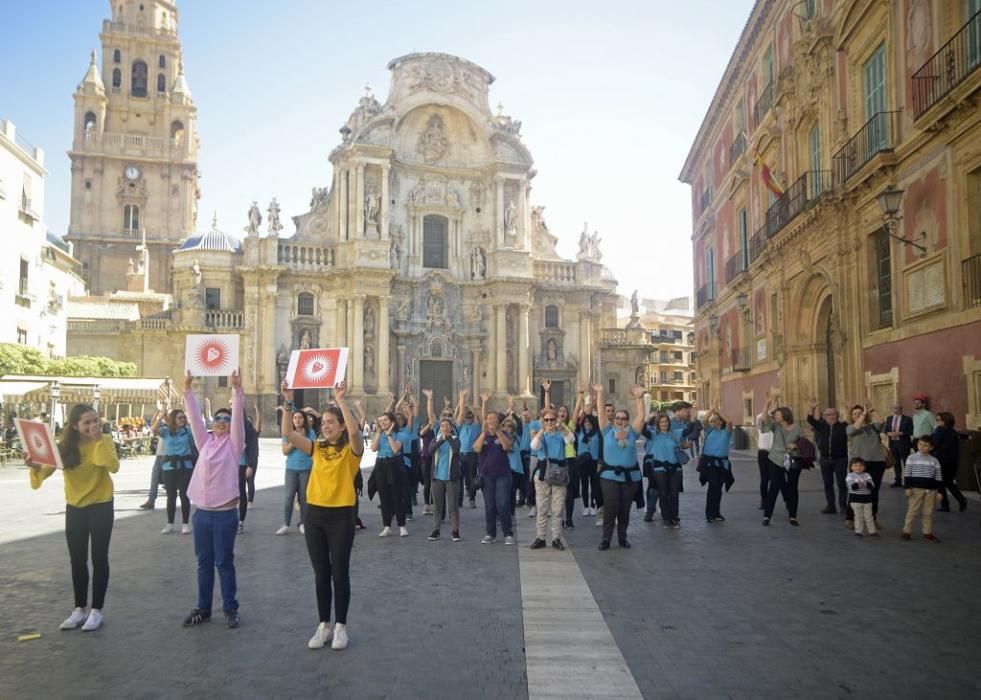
[29,404,120,632]
[280,379,363,652]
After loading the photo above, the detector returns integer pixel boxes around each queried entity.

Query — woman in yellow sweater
[29,404,120,632]
[280,379,363,651]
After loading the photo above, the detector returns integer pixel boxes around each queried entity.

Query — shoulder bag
[543,434,570,486]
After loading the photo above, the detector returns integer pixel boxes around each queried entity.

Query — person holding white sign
[280,380,363,651]
[28,404,120,632]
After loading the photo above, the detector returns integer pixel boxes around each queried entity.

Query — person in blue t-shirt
[642,414,682,528]
[576,413,601,517]
[698,408,734,522]
[394,402,419,522]
[151,408,196,534]
[454,389,482,509]
[426,418,462,542]
[371,411,407,537]
[593,384,646,550]
[521,406,541,517]
[277,410,315,536]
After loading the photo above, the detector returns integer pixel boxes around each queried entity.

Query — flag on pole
[753,152,784,197]
[285,348,349,389]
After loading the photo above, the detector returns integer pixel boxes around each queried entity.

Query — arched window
[544,305,559,328]
[83,112,97,133]
[112,68,121,88]
[123,204,140,234]
[430,339,443,358]
[297,292,314,316]
[113,49,121,64]
[170,120,185,146]
[131,60,148,97]
[158,54,166,68]
[157,73,166,93]
[422,215,448,269]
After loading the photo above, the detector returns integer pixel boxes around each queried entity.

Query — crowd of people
[24,373,973,648]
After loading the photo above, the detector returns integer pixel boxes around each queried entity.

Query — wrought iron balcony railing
[696,283,716,310]
[752,81,773,129]
[964,253,981,309]
[729,131,747,165]
[911,10,981,118]
[831,111,900,184]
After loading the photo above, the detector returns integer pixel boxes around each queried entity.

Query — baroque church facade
[67,3,632,424]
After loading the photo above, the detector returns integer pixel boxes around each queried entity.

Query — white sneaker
[378,527,391,537]
[81,609,103,631]
[161,524,175,534]
[595,515,604,526]
[331,622,349,650]
[299,524,305,535]
[275,525,290,536]
[181,524,192,535]
[504,535,515,545]
[237,522,244,534]
[399,526,409,537]
[582,507,590,517]
[308,621,331,649]
[528,506,537,518]
[60,607,89,630]
[481,535,496,544]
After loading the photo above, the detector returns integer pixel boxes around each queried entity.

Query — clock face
[125,166,140,180]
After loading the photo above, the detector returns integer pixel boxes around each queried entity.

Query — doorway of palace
[419,360,454,409]
[815,295,836,410]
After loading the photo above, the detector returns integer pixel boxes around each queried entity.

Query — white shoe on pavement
[504,535,515,545]
[481,535,495,544]
[299,524,305,535]
[60,607,89,630]
[308,621,331,649]
[331,623,349,650]
[181,524,192,535]
[81,609,103,631]
[582,507,590,517]
[161,524,175,534]
[378,527,391,537]
[528,506,536,518]
[399,526,409,537]
[275,525,290,536]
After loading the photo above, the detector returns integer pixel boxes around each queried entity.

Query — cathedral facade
[66,4,624,422]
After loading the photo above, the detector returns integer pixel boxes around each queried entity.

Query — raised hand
[230,370,241,390]
[422,388,433,399]
[539,378,552,391]
[183,370,193,392]
[280,380,294,403]
[480,392,490,404]
[809,397,818,410]
[630,385,644,399]
[334,380,347,401]
[591,383,603,395]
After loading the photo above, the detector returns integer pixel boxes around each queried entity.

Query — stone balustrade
[75,131,190,159]
[600,327,651,346]
[277,242,334,270]
[205,310,244,329]
[533,260,577,284]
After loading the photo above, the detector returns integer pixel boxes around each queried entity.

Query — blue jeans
[147,455,164,501]
[284,469,310,526]
[192,508,238,612]
[483,473,513,538]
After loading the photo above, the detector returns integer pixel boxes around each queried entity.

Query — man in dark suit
[885,403,913,487]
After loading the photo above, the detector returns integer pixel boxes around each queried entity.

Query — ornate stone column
[378,297,390,394]
[335,298,347,346]
[351,295,365,395]
[380,164,390,240]
[518,178,528,249]
[495,304,507,394]
[339,168,349,241]
[494,175,505,249]
[355,163,366,238]
[471,348,481,399]
[261,282,278,395]
[518,303,531,396]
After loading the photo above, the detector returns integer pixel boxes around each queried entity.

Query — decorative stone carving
[396,300,411,322]
[417,114,450,163]
[364,304,376,342]
[246,201,262,237]
[299,329,312,350]
[471,247,486,280]
[504,199,517,235]
[267,197,283,235]
[310,187,329,211]
[190,259,202,288]
[470,180,486,209]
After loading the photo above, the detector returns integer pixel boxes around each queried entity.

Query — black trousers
[304,504,355,625]
[865,461,885,517]
[654,469,683,522]
[460,453,478,504]
[511,470,526,514]
[757,450,770,504]
[163,468,192,524]
[376,458,406,527]
[940,460,967,506]
[819,457,848,511]
[600,479,638,544]
[889,443,909,484]
[523,454,536,507]
[238,466,251,522]
[564,460,580,523]
[763,463,800,518]
[65,500,114,610]
[704,467,725,519]
[421,455,433,505]
[578,458,597,508]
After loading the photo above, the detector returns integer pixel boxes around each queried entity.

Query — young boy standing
[901,436,944,542]
[845,458,878,538]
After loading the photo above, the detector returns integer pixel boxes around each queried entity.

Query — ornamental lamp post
[93,385,102,415]
[49,382,61,433]
[876,186,927,258]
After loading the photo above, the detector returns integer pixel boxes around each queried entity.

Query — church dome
[176,215,241,254]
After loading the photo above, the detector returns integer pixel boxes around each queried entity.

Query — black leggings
[163,469,192,524]
[940,461,966,506]
[304,504,356,625]
[654,469,683,522]
[579,458,597,508]
[376,458,406,527]
[421,455,433,506]
[757,450,770,504]
[564,461,580,523]
[238,467,250,522]
[65,500,114,609]
[763,463,800,518]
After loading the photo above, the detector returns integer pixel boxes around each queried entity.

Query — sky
[0,0,754,303]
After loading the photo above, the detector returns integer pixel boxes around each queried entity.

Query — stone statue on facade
[365,190,380,224]
[397,300,410,322]
[127,258,135,275]
[310,187,329,211]
[504,199,517,235]
[577,225,590,259]
[246,201,262,237]
[390,237,402,269]
[299,329,312,350]
[471,247,486,280]
[364,304,376,341]
[630,290,640,316]
[190,259,202,288]
[267,197,283,236]
[546,338,559,368]
[417,114,449,163]
[589,231,603,261]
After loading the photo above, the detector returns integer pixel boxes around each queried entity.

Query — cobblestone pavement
[1,443,979,698]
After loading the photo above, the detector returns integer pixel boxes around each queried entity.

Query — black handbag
[542,436,569,486]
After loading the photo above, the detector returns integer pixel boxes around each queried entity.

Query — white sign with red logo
[16,418,63,469]
[185,334,240,376]
[285,348,349,389]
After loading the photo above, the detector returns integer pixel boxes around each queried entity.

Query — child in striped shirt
[901,436,944,543]
[846,458,878,537]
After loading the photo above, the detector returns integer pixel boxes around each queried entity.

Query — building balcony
[911,10,981,120]
[725,249,748,284]
[964,253,981,309]
[747,171,832,264]
[831,111,900,185]
[533,260,578,285]
[103,19,178,38]
[277,242,334,271]
[649,334,678,345]
[729,132,747,166]
[600,327,650,346]
[205,310,244,329]
[698,187,712,212]
[74,131,193,160]
[752,81,773,130]
[732,348,752,372]
[696,283,716,310]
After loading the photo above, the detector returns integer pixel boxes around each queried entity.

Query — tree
[0,344,137,378]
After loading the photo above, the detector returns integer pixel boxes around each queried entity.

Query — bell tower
[66,0,199,295]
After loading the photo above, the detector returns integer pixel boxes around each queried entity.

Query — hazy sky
[1,0,753,302]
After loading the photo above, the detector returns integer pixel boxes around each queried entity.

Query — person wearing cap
[911,394,936,441]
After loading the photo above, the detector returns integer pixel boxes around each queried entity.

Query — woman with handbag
[760,405,804,527]
[474,411,515,545]
[528,409,575,550]
[845,403,885,528]
[642,413,683,529]
[594,384,646,549]
[699,409,733,523]
[151,408,196,535]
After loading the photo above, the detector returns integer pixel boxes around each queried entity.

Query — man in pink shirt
[182,370,246,629]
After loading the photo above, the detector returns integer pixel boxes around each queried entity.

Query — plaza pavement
[0,439,979,699]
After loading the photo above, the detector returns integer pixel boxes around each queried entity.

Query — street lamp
[93,384,102,413]
[49,381,61,433]
[876,186,927,257]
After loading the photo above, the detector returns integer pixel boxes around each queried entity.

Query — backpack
[793,437,817,469]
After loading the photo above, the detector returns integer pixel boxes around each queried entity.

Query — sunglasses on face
[213,415,232,424]
[543,418,556,423]
[615,416,628,421]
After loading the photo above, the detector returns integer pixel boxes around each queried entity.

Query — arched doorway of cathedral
[792,271,837,411]
[416,337,455,411]
[815,294,836,410]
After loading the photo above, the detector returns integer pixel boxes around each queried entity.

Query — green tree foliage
[0,344,136,378]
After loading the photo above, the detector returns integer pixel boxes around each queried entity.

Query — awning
[0,375,179,406]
